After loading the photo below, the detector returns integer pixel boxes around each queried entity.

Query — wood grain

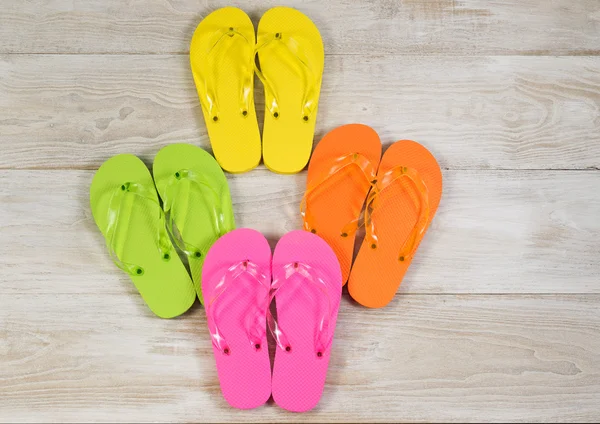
[1,55,600,170]
[1,293,599,422]
[1,169,599,295]
[2,1,600,422]
[1,0,600,55]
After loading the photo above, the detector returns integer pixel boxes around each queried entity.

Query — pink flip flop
[270,230,343,412]
[201,228,272,409]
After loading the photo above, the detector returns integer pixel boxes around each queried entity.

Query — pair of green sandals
[90,144,235,318]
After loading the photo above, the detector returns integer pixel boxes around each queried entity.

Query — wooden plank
[1,293,599,422]
[1,55,600,170]
[1,0,599,55]
[1,169,599,295]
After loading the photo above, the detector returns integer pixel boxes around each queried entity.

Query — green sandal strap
[105,181,171,276]
[162,168,225,258]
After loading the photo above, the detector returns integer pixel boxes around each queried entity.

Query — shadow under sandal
[90,154,195,318]
[201,228,272,409]
[270,230,342,412]
[153,143,235,304]
[348,140,443,308]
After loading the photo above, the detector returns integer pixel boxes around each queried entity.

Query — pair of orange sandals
[301,124,443,308]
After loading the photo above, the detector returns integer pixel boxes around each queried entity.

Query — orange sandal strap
[301,152,377,235]
[365,165,430,262]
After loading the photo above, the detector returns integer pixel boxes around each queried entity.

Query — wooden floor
[1,0,600,422]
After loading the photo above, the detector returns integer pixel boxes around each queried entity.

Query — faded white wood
[1,55,600,170]
[1,293,599,422]
[1,0,600,55]
[2,0,600,422]
[1,169,599,295]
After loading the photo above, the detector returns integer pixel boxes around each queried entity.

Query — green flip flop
[153,144,235,304]
[90,154,196,318]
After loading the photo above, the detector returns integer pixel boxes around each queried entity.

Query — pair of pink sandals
[202,229,342,411]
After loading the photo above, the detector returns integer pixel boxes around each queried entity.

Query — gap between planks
[2,55,600,170]
[1,169,599,295]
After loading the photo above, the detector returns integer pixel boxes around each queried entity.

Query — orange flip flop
[301,124,382,284]
[348,140,442,308]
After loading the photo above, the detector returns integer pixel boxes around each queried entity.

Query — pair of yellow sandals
[191,6,324,174]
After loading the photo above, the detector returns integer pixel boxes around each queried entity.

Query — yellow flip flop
[256,7,324,174]
[190,7,261,173]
